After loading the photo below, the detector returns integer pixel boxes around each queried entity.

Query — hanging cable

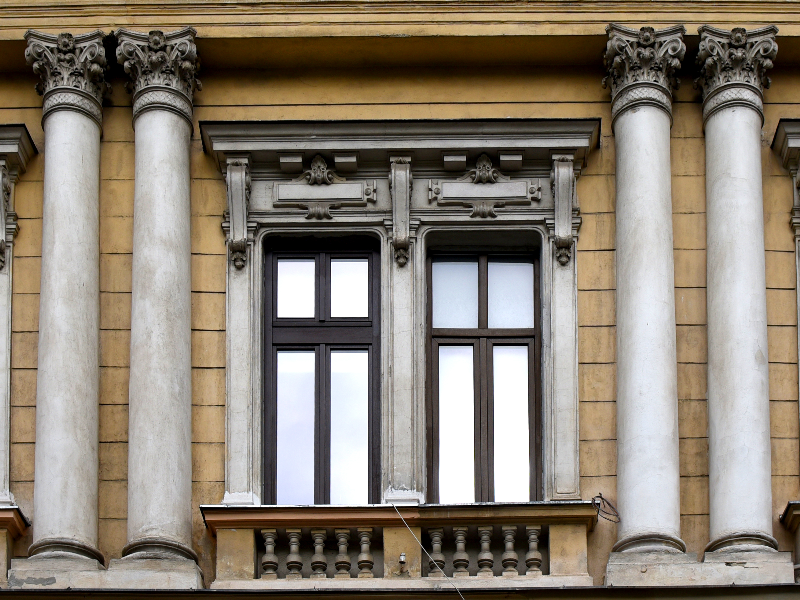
[391,503,466,600]
[591,493,620,523]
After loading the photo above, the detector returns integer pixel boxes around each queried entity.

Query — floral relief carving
[24,30,109,123]
[115,27,201,121]
[603,24,685,121]
[303,155,343,185]
[695,26,778,96]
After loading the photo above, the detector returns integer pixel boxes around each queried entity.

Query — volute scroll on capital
[24,30,110,127]
[695,25,778,124]
[115,27,201,124]
[603,24,686,125]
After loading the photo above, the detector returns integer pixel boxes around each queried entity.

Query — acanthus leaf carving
[24,30,110,124]
[695,25,778,122]
[603,24,686,122]
[115,27,201,123]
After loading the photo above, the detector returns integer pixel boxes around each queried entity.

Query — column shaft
[614,105,682,550]
[126,109,194,557]
[697,24,779,552]
[25,30,107,562]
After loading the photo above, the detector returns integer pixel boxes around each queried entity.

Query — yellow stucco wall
[0,8,799,585]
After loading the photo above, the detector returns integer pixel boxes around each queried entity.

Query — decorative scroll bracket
[390,156,412,266]
[275,155,376,219]
[551,154,577,266]
[428,154,541,218]
[225,156,252,270]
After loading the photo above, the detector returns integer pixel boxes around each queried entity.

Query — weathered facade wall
[0,5,799,587]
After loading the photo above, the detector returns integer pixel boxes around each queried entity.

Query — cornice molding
[115,27,201,124]
[696,24,778,124]
[23,29,108,127]
[603,23,685,125]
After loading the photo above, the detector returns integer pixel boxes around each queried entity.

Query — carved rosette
[695,25,778,124]
[603,24,686,124]
[24,30,109,127]
[115,27,201,124]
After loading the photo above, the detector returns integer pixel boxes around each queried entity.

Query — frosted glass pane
[493,346,530,502]
[331,259,369,318]
[488,261,534,328]
[330,351,369,504]
[277,259,315,318]
[432,261,478,328]
[438,346,475,503]
[276,351,316,504]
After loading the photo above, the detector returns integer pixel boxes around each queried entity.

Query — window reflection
[276,351,316,504]
[330,351,369,504]
[277,259,315,318]
[438,345,475,503]
[493,346,529,501]
[331,259,369,318]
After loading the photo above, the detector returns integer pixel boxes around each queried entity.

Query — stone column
[116,28,200,561]
[24,30,108,562]
[696,25,778,552]
[603,24,686,553]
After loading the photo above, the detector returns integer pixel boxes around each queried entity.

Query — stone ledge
[605,551,795,587]
[211,575,594,590]
[8,556,203,589]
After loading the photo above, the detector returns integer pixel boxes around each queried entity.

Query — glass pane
[488,261,534,329]
[331,259,369,318]
[432,261,478,328]
[330,351,370,504]
[493,346,530,502]
[276,351,316,504]
[277,259,315,318]
[438,346,475,503]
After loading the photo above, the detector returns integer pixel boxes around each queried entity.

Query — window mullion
[476,338,488,502]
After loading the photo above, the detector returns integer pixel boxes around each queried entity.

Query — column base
[612,533,686,553]
[122,536,198,562]
[606,550,794,586]
[28,537,104,564]
[705,531,778,553]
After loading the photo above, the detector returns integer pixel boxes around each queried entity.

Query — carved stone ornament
[225,157,251,269]
[603,24,686,124]
[0,165,9,270]
[390,156,412,266]
[24,30,110,126]
[275,155,376,219]
[429,154,541,218]
[115,27,201,124]
[551,155,577,266]
[695,25,778,123]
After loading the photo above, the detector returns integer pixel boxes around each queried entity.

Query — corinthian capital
[24,30,109,126]
[695,25,778,123]
[115,27,201,124]
[603,24,686,124]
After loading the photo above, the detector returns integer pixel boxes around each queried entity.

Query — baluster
[334,529,352,578]
[477,526,494,577]
[357,528,374,578]
[452,526,470,577]
[310,529,328,579]
[428,528,446,577]
[260,529,279,580]
[525,526,543,576]
[286,528,303,580]
[501,525,519,577]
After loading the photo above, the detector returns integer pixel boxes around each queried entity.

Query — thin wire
[391,503,466,600]
[591,493,620,523]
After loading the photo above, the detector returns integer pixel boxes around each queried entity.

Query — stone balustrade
[201,502,596,588]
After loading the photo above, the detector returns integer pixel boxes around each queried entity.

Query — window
[264,237,380,505]
[427,253,542,503]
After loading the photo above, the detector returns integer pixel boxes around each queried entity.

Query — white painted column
[116,28,200,561]
[697,25,779,552]
[24,31,108,562]
[604,24,686,553]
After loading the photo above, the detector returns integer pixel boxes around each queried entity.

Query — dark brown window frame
[263,238,381,505]
[426,253,542,503]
